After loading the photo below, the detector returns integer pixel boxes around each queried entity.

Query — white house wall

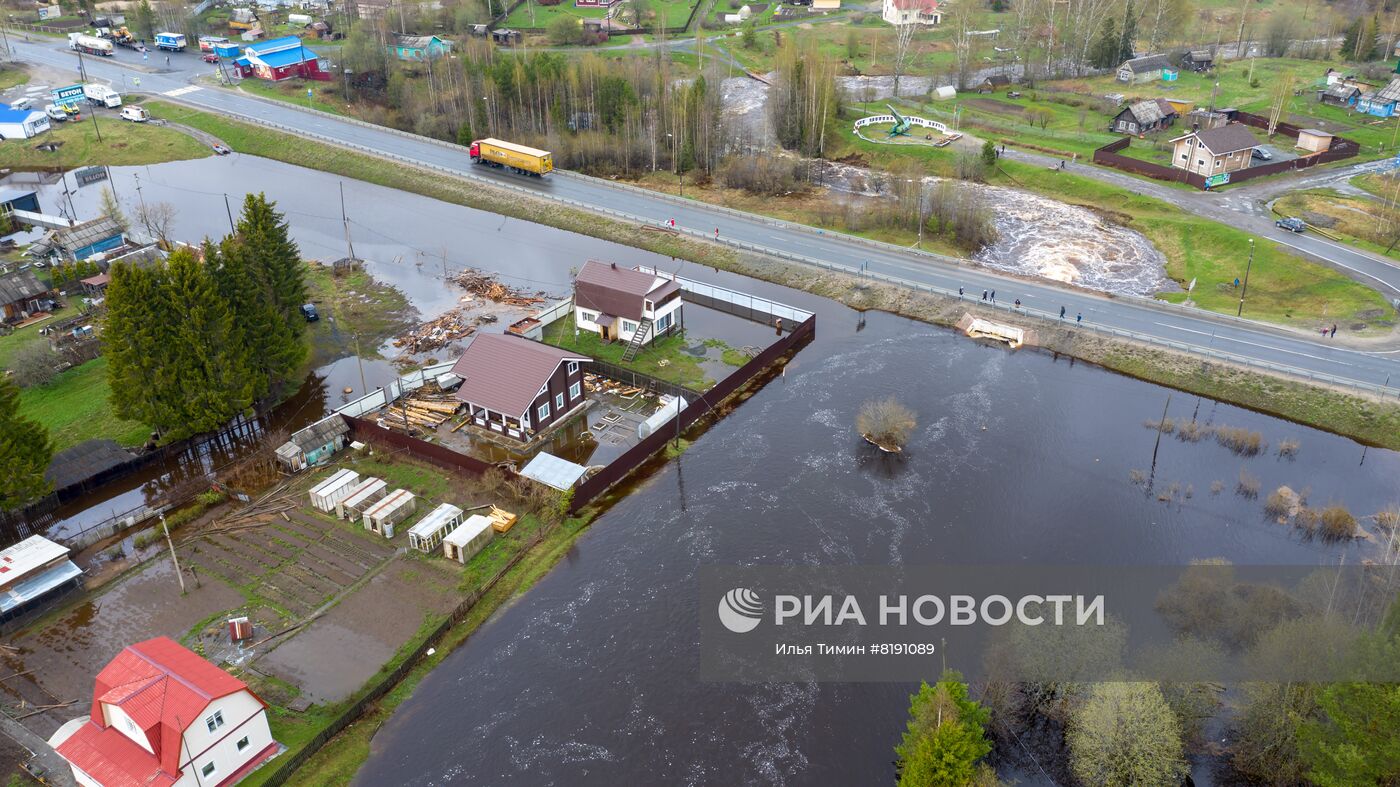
[175,691,273,786]
[103,705,155,754]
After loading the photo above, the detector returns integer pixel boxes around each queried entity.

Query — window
[569,382,581,400]
[1179,152,1187,160]
[555,393,564,410]
[1197,159,1205,167]
[567,361,579,375]
[201,762,216,778]
[206,711,224,733]
[656,312,673,332]
[644,300,653,312]
[1214,159,1222,169]
[538,402,551,421]
[622,320,637,334]
[580,310,596,322]
[237,736,250,752]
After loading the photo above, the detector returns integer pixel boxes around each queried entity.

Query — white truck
[154,32,187,52]
[82,84,123,108]
[68,33,114,56]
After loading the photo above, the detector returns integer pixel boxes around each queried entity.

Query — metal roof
[1183,123,1260,155]
[0,559,80,614]
[444,514,494,547]
[291,415,348,451]
[45,439,134,490]
[0,268,47,305]
[1124,99,1166,125]
[450,333,589,419]
[1371,76,1400,103]
[519,451,589,490]
[48,216,124,252]
[0,535,70,585]
[574,260,679,321]
[408,503,463,538]
[250,44,319,68]
[1121,54,1173,73]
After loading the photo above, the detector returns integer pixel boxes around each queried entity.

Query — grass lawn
[1274,187,1400,260]
[303,264,415,367]
[18,357,151,451]
[542,317,720,389]
[0,303,77,369]
[0,65,30,91]
[506,0,697,30]
[0,114,211,168]
[238,77,352,117]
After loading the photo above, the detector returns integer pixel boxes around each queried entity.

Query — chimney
[610,262,617,269]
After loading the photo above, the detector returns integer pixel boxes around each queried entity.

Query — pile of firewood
[453,270,546,307]
[393,308,476,353]
[378,391,462,433]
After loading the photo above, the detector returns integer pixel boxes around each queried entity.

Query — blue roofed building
[237,35,330,81]
[0,102,50,139]
[30,215,126,262]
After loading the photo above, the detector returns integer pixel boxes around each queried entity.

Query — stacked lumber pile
[377,391,462,433]
[488,505,518,533]
[583,372,645,399]
[179,483,296,544]
[453,270,546,306]
[393,307,476,353]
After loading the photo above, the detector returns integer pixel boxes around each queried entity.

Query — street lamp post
[1237,238,1255,317]
[343,67,352,103]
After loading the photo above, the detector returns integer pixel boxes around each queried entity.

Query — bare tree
[892,22,918,98]
[135,201,178,247]
[856,396,917,452]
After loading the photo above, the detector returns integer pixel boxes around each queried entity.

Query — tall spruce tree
[162,249,255,439]
[208,238,305,402]
[1091,17,1122,69]
[895,670,993,787]
[104,262,176,433]
[0,375,53,511]
[236,194,307,339]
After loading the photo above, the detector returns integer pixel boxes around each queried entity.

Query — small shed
[0,104,50,140]
[442,514,495,564]
[975,75,1011,93]
[519,452,589,491]
[934,85,956,100]
[407,503,464,553]
[308,468,359,513]
[363,488,416,537]
[1296,128,1334,153]
[336,476,386,519]
[275,416,350,472]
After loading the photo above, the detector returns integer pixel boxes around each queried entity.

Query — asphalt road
[12,38,1400,395]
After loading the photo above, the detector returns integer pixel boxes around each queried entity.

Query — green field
[17,357,151,451]
[504,0,698,30]
[0,303,76,369]
[0,113,211,168]
[542,317,735,389]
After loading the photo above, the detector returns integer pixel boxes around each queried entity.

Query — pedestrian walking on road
[958,286,964,297]
[981,289,988,301]
[1076,312,1082,324]
[1059,306,1066,319]
[1331,324,1337,338]
[715,227,720,240]
[990,290,996,303]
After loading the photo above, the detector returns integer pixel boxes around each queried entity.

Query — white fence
[854,114,950,134]
[534,297,573,327]
[636,265,813,323]
[335,361,458,419]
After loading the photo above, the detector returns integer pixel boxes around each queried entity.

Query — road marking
[1266,235,1400,295]
[163,86,202,97]
[1154,322,1354,365]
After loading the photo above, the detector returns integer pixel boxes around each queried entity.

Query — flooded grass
[1236,468,1261,499]
[1214,426,1267,456]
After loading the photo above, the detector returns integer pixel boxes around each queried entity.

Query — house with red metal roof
[572,260,684,350]
[47,637,280,787]
[450,332,590,442]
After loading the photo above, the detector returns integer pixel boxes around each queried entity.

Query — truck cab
[468,141,480,159]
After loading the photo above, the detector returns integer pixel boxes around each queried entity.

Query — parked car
[120,105,149,122]
[1007,91,1021,98]
[211,143,231,155]
[10,98,33,110]
[300,303,320,322]
[44,104,67,122]
[1275,217,1306,233]
[202,52,219,63]
[1252,147,1273,161]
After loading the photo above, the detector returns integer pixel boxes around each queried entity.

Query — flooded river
[355,269,1398,786]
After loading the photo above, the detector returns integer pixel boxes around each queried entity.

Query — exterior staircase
[621,318,652,362]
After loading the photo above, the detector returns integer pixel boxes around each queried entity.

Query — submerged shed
[407,503,464,553]
[308,468,359,512]
[442,514,496,563]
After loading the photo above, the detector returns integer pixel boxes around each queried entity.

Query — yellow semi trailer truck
[468,138,554,176]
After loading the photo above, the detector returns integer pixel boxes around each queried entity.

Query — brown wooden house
[1169,123,1258,177]
[1110,99,1177,135]
[450,333,590,442]
[0,269,51,322]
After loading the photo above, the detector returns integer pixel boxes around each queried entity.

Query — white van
[44,104,67,122]
[119,106,149,122]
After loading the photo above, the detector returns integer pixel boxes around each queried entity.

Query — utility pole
[340,181,355,260]
[223,193,235,233]
[161,513,186,593]
[1237,238,1255,316]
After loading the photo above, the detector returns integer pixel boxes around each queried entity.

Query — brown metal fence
[342,416,497,477]
[569,314,816,512]
[1092,111,1359,189]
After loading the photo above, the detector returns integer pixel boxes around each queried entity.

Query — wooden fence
[1092,110,1360,190]
[569,314,816,512]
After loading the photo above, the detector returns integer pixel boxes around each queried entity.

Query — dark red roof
[451,333,589,419]
[574,260,676,321]
[57,637,260,785]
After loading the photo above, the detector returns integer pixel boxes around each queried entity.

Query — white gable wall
[175,691,272,786]
[102,705,154,753]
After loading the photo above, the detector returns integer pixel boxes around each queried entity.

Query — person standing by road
[981,290,988,301]
[1076,312,1082,324]
[1059,306,1066,319]
[958,286,964,297]
[1331,324,1337,338]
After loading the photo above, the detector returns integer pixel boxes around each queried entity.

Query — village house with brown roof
[450,333,590,442]
[573,260,684,348]
[1169,123,1259,176]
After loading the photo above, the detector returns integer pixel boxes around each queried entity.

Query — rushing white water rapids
[812,160,1174,297]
